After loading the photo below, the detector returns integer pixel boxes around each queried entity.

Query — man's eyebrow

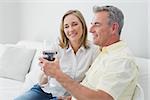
[91,22,101,25]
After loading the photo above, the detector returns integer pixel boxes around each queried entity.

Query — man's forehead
[95,11,108,17]
[91,15,102,23]
[91,17,99,23]
[92,12,109,22]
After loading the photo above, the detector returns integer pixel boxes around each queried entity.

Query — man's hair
[93,5,124,35]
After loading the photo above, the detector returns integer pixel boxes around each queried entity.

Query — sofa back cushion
[0,44,35,81]
[134,57,150,100]
[16,40,43,91]
[16,40,43,71]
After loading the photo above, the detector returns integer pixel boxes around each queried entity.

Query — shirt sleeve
[95,58,138,100]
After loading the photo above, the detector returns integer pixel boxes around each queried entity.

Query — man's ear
[111,22,119,34]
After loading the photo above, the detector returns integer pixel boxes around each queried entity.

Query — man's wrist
[54,69,63,80]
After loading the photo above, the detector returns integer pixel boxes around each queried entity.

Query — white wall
[19,0,149,58]
[0,0,149,58]
[147,0,150,60]
[0,1,20,43]
[148,1,150,98]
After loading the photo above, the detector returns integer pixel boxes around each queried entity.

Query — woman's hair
[59,10,88,48]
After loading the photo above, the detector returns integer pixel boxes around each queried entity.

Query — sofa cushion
[21,49,42,92]
[16,40,43,91]
[16,40,44,70]
[0,44,35,81]
[134,57,150,100]
[0,77,23,100]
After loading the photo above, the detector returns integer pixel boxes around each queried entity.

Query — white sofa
[0,40,43,100]
[0,40,149,100]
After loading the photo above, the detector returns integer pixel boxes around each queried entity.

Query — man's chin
[93,40,99,45]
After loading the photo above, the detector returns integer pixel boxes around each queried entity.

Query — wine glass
[43,40,57,61]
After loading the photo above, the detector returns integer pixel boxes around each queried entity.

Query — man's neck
[102,35,120,48]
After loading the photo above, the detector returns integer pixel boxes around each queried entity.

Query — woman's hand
[39,57,60,77]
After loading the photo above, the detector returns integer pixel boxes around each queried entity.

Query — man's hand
[39,57,60,77]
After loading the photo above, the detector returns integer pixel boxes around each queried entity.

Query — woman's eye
[72,22,78,26]
[64,25,69,28]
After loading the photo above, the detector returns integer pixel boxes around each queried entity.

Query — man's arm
[40,58,113,100]
[54,70,113,100]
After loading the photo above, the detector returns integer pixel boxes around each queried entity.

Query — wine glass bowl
[42,40,57,61]
[43,51,57,61]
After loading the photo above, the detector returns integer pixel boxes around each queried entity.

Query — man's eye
[91,22,100,26]
[94,22,100,26]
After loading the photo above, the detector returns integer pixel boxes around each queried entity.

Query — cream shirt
[42,41,100,97]
[72,41,139,100]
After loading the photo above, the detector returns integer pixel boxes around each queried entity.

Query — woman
[15,10,100,100]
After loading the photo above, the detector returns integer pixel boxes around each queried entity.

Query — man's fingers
[54,58,59,64]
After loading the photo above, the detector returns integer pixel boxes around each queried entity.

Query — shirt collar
[101,41,125,54]
[66,43,86,53]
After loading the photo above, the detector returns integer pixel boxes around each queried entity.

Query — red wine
[43,51,57,61]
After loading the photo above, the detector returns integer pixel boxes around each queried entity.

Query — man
[40,5,138,100]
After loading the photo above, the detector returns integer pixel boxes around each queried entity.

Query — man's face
[89,11,113,47]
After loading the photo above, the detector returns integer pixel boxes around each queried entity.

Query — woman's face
[63,14,83,43]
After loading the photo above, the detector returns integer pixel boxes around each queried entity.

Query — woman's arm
[38,71,48,85]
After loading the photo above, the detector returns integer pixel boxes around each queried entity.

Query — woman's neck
[70,41,82,54]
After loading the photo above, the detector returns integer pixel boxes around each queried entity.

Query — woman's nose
[69,26,74,32]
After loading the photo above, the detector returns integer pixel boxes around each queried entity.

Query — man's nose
[89,25,94,33]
